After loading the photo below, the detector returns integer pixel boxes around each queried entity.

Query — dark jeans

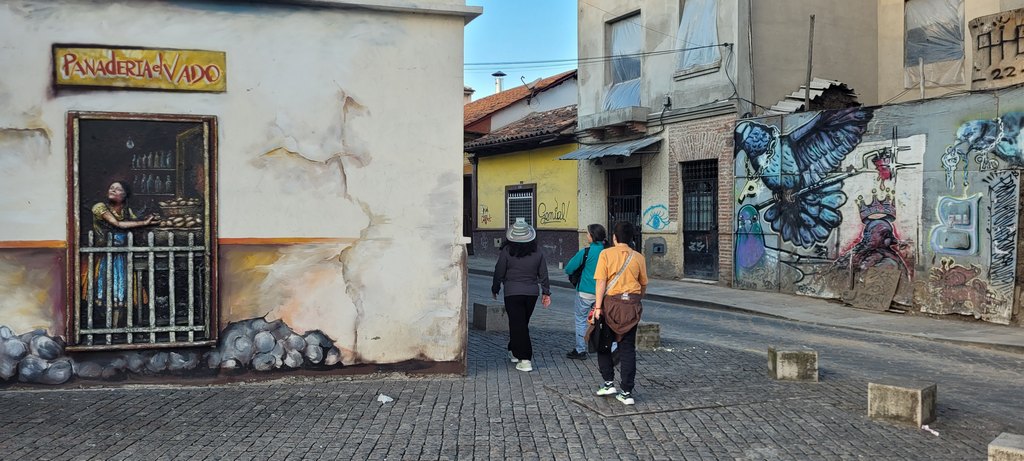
[504,295,537,360]
[598,325,637,392]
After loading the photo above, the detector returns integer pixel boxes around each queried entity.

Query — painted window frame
[505,183,537,229]
[65,111,219,351]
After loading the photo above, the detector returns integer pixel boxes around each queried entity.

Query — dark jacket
[491,246,551,297]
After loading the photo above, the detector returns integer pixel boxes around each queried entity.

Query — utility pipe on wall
[805,14,815,111]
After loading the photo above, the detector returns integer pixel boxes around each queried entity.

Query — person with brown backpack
[589,221,647,405]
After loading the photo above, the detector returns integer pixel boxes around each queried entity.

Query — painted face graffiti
[835,190,910,276]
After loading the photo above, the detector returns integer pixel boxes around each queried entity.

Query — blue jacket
[564,242,605,295]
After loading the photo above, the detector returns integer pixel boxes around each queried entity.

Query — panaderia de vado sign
[53,46,226,92]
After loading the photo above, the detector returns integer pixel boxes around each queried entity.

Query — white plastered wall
[0,0,470,363]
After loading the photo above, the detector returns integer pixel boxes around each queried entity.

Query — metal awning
[558,136,662,160]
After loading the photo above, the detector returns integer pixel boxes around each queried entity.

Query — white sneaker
[595,382,617,396]
[515,360,533,372]
[507,350,519,363]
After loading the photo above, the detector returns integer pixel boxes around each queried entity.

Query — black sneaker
[565,350,588,360]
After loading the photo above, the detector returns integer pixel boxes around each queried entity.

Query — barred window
[506,188,535,228]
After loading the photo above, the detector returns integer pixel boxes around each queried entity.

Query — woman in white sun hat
[491,217,551,372]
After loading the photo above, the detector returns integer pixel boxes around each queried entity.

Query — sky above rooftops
[464,0,577,101]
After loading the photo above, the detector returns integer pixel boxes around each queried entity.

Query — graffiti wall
[734,87,1024,325]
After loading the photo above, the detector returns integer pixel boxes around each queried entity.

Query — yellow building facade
[473,143,581,262]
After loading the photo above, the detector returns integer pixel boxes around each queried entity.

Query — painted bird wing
[764,181,847,248]
[787,108,874,185]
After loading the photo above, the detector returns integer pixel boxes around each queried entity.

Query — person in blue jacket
[562,224,607,360]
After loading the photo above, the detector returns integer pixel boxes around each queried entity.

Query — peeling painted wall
[0,0,474,382]
[734,85,1024,326]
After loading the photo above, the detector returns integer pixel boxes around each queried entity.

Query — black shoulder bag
[568,247,590,288]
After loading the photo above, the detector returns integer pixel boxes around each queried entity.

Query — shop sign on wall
[969,8,1024,90]
[54,46,226,92]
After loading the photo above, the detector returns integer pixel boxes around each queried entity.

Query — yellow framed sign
[54,46,226,92]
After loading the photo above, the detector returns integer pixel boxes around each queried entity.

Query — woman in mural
[491,218,551,373]
[85,181,158,323]
[590,221,648,406]
[562,223,607,360]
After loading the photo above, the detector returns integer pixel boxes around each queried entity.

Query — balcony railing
[77,230,210,348]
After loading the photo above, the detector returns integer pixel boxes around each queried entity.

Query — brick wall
[665,114,737,285]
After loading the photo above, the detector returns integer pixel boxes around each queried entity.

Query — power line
[465,44,729,68]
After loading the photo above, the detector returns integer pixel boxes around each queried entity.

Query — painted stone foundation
[0,318,341,385]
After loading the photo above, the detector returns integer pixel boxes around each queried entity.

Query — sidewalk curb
[471,266,790,319]
[468,268,1024,355]
[469,267,788,320]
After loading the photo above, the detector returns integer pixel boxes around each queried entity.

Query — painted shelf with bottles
[130,150,181,197]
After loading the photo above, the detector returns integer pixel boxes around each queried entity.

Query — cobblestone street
[1,274,1022,460]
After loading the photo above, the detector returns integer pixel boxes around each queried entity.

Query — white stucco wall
[749,0,879,107]
[490,79,577,131]
[0,0,474,364]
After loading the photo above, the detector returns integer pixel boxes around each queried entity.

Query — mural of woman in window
[85,180,158,319]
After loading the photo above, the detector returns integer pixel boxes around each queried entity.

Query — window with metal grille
[506,188,535,227]
[681,160,717,232]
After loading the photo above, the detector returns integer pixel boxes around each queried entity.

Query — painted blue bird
[735,108,874,248]
[953,112,1024,165]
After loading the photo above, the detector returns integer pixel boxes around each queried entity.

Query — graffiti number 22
[990,67,1020,80]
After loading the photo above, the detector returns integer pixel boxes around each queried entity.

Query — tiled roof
[463,69,577,128]
[465,105,577,150]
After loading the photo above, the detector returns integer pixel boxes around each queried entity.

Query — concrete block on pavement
[989,432,1024,461]
[636,322,661,350]
[472,303,507,331]
[867,381,936,426]
[767,346,818,382]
